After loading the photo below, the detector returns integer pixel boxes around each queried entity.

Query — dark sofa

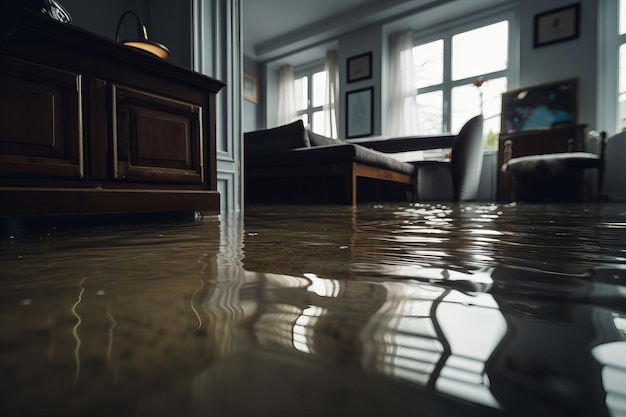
[244,120,417,205]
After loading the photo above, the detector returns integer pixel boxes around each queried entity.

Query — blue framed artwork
[346,87,373,138]
[500,78,578,134]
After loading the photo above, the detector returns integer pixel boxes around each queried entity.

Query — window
[619,0,626,130]
[295,64,330,136]
[412,16,513,148]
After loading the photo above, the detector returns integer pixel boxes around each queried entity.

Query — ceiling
[242,0,511,63]
[242,0,372,46]
[242,0,428,62]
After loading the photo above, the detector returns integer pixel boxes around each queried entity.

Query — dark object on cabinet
[0,6,225,217]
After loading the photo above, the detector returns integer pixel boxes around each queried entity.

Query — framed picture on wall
[534,3,580,48]
[346,87,373,138]
[500,78,578,134]
[243,71,259,103]
[347,52,372,83]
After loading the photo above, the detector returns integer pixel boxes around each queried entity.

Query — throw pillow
[308,130,340,146]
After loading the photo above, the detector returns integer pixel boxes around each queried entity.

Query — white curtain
[325,50,340,138]
[277,65,296,125]
[388,30,419,137]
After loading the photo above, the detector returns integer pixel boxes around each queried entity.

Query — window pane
[621,0,626,34]
[451,77,507,131]
[294,76,308,111]
[416,90,443,134]
[620,44,626,130]
[299,114,309,130]
[481,77,507,120]
[451,84,480,133]
[413,39,444,89]
[452,21,508,81]
[312,110,330,136]
[482,77,507,149]
[312,71,327,108]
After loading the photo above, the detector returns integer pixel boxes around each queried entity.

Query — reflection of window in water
[255,302,307,349]
[253,273,339,355]
[362,277,507,410]
[592,312,626,417]
[293,306,324,354]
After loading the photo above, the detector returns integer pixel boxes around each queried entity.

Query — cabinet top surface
[0,5,226,93]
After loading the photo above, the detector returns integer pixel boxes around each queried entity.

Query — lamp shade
[115,10,170,59]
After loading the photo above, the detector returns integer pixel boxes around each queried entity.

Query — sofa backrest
[244,120,311,155]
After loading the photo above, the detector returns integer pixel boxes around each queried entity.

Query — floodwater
[1,203,625,417]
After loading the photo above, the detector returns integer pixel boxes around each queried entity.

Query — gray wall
[148,0,193,69]
[243,55,262,132]
[61,0,130,40]
[61,0,193,69]
[337,23,384,138]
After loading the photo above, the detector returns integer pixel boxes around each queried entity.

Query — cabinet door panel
[1,79,58,150]
[114,86,203,184]
[0,57,82,178]
[134,106,192,168]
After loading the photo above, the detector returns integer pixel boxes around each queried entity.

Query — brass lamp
[115,10,170,59]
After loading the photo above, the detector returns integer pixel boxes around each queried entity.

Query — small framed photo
[534,3,580,48]
[243,71,258,103]
[347,52,372,83]
[346,87,373,138]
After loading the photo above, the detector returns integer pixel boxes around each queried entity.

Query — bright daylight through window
[295,66,330,137]
[413,19,509,149]
[619,0,626,130]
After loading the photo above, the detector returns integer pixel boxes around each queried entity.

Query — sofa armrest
[245,143,415,176]
[347,134,455,153]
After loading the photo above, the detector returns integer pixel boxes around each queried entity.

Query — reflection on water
[1,203,626,416]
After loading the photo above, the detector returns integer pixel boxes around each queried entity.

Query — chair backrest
[450,115,484,202]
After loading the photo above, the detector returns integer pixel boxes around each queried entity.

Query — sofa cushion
[244,120,310,155]
[308,130,340,146]
[246,143,415,176]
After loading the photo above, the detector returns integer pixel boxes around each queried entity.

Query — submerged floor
[1,203,626,416]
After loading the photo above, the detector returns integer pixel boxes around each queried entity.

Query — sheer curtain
[388,30,419,137]
[325,50,340,138]
[277,65,296,125]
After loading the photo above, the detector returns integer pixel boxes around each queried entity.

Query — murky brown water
[1,203,625,416]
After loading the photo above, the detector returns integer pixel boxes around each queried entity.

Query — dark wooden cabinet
[0,7,225,217]
[497,124,587,201]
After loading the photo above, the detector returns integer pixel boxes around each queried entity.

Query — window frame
[598,0,622,133]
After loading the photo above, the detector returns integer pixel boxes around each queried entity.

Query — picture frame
[346,87,373,138]
[500,78,578,134]
[243,71,258,103]
[347,52,372,83]
[534,3,580,48]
